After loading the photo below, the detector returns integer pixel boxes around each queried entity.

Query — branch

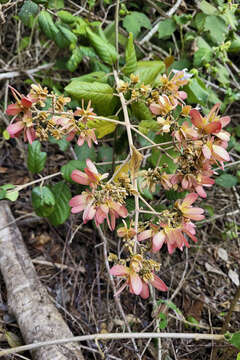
[0,63,55,81]
[0,331,226,357]
[139,0,183,45]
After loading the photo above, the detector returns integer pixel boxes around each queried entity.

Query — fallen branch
[0,201,84,360]
[0,331,225,357]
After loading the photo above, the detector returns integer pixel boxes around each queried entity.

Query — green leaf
[204,15,228,44]
[139,120,159,135]
[229,34,240,53]
[0,184,19,202]
[48,0,64,9]
[87,118,117,138]
[32,186,55,217]
[157,299,182,315]
[49,135,69,151]
[122,11,151,38]
[19,36,30,51]
[53,24,77,48]
[79,46,97,58]
[158,313,167,330]
[18,0,39,26]
[150,149,178,174]
[215,174,237,188]
[186,316,200,328]
[225,332,240,350]
[222,8,237,30]
[97,144,113,172]
[61,160,85,182]
[67,47,83,72]
[27,141,47,174]
[3,129,10,140]
[38,11,59,40]
[73,17,88,36]
[86,27,118,65]
[184,77,209,105]
[158,18,176,39]
[47,182,71,226]
[65,80,118,116]
[71,71,108,83]
[74,142,97,162]
[237,352,240,360]
[198,1,218,15]
[165,189,188,201]
[193,47,212,67]
[193,13,207,31]
[134,61,165,85]
[214,63,230,85]
[0,188,6,200]
[57,10,75,23]
[131,102,153,122]
[123,33,137,76]
[103,21,127,48]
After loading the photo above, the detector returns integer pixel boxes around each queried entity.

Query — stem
[113,69,139,253]
[115,0,120,71]
[7,171,61,194]
[0,332,226,357]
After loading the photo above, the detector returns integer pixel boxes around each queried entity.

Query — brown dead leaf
[129,145,143,180]
[183,294,204,321]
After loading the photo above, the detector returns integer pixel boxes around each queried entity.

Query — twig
[113,69,140,252]
[97,226,141,359]
[0,331,226,357]
[7,171,61,194]
[0,63,55,81]
[139,0,183,45]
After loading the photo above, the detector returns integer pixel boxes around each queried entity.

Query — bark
[0,201,84,360]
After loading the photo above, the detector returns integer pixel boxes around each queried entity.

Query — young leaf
[61,160,85,182]
[86,27,118,65]
[38,11,59,40]
[123,33,137,76]
[47,182,71,226]
[18,0,39,27]
[158,18,176,39]
[65,80,118,115]
[74,142,97,162]
[0,184,19,202]
[27,141,47,174]
[67,47,83,72]
[57,10,75,23]
[134,61,165,85]
[225,332,240,350]
[158,313,168,330]
[56,24,77,44]
[32,186,56,217]
[122,12,151,38]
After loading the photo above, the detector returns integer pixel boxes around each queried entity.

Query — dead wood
[0,201,84,360]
